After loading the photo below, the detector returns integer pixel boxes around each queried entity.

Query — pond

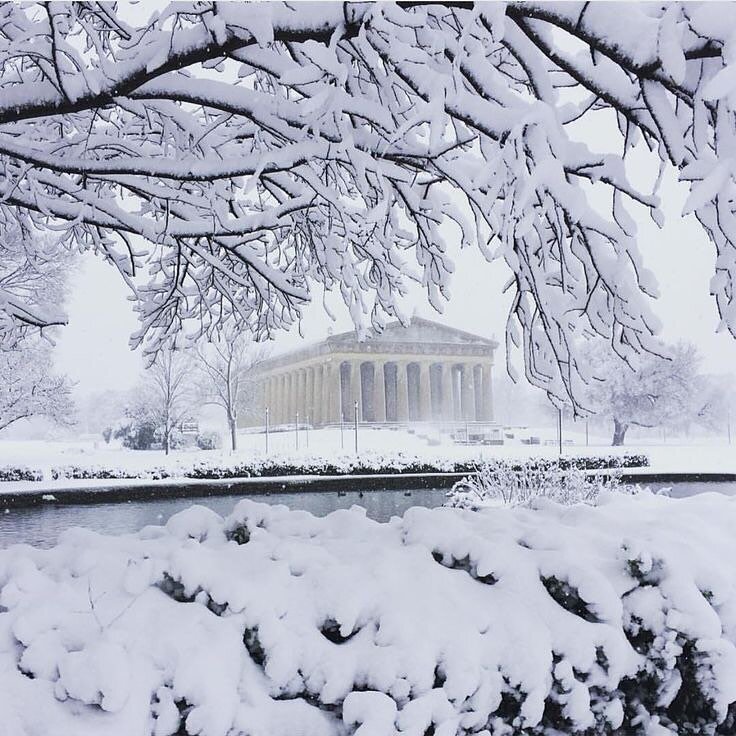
[0,487,449,549]
[2,478,736,550]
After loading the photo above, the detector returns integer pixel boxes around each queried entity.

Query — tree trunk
[229,416,237,452]
[612,418,628,446]
[164,432,170,455]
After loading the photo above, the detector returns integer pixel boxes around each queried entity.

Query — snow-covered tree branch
[0,339,74,431]
[2,2,735,407]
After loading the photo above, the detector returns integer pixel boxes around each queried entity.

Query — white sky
[51,68,736,398]
[54,176,736,398]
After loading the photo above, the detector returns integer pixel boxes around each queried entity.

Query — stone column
[418,361,431,421]
[440,363,454,421]
[313,365,323,426]
[275,375,283,424]
[373,361,386,422]
[461,363,475,421]
[299,368,308,420]
[396,361,409,422]
[291,370,298,420]
[286,372,294,422]
[350,360,361,419]
[279,374,286,424]
[327,362,341,423]
[279,374,287,425]
[305,367,314,424]
[481,362,494,421]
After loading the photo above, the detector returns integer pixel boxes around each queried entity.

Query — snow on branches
[0,338,74,431]
[0,2,732,406]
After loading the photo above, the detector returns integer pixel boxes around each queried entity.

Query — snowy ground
[2,492,736,735]
[0,427,735,481]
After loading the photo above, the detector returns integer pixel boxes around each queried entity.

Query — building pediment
[327,317,497,349]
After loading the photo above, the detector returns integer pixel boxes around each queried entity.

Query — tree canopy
[1,2,734,407]
[0,338,74,431]
[583,341,703,445]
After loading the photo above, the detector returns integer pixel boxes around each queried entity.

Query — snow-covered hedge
[0,465,42,482]
[2,493,735,735]
[49,466,173,481]
[184,453,650,480]
[2,452,649,483]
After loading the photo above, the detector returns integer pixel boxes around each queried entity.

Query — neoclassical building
[244,318,497,428]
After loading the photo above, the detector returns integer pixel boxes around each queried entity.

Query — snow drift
[2,492,736,735]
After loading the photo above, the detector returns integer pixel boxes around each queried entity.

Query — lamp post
[354,400,359,454]
[265,407,269,455]
[728,406,732,445]
[558,407,563,456]
[295,411,299,451]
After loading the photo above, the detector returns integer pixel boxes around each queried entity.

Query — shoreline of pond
[0,472,470,508]
[2,470,736,508]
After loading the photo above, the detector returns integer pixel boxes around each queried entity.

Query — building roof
[253,317,498,374]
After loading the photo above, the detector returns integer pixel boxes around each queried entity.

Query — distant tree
[685,373,736,438]
[145,350,194,455]
[583,342,701,446]
[194,331,268,452]
[0,339,74,431]
[113,398,158,451]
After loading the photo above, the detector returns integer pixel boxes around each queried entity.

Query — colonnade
[262,358,493,426]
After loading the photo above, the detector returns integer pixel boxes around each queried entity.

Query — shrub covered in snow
[0,452,649,484]
[113,415,157,451]
[0,465,42,482]
[195,432,222,451]
[446,460,638,510]
[49,465,172,482]
[2,493,736,735]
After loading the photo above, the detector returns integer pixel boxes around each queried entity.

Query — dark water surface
[3,479,736,550]
[1,487,449,549]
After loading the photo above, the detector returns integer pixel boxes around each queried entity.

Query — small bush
[196,431,222,450]
[114,417,157,450]
[0,466,42,482]
[446,459,638,509]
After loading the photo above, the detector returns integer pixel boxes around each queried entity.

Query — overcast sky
[50,80,736,400]
[54,163,736,399]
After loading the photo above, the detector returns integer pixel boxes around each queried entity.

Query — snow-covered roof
[254,317,498,373]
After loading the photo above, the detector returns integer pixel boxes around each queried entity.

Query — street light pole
[558,407,563,456]
[728,407,732,445]
[354,400,359,454]
[265,407,269,455]
[295,411,299,451]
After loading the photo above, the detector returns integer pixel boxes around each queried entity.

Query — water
[0,488,448,549]
[3,479,736,550]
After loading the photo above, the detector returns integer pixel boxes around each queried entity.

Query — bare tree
[146,350,193,455]
[194,331,268,452]
[1,4,736,407]
[0,339,74,432]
